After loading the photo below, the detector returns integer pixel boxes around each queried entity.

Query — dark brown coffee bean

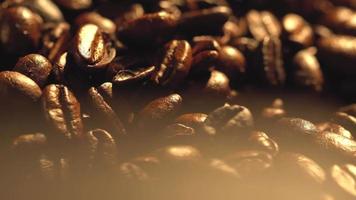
[54,0,92,10]
[217,45,246,83]
[13,54,52,88]
[87,129,118,169]
[41,84,84,141]
[75,12,116,35]
[282,13,314,48]
[0,6,43,54]
[332,112,356,134]
[88,84,126,137]
[153,40,192,87]
[40,22,70,62]
[0,71,42,107]
[203,103,254,136]
[112,66,156,88]
[328,164,356,198]
[248,131,279,156]
[320,6,356,36]
[164,123,196,141]
[137,94,183,131]
[316,122,353,139]
[175,113,208,130]
[112,3,145,26]
[191,36,220,73]
[317,34,356,76]
[252,36,285,86]
[178,6,231,36]
[292,47,324,92]
[261,98,286,121]
[73,24,116,71]
[246,10,281,41]
[117,11,178,46]
[20,0,64,22]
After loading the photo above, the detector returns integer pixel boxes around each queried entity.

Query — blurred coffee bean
[316,122,353,139]
[292,47,324,92]
[191,36,220,73]
[20,0,64,22]
[87,129,118,169]
[248,131,279,156]
[203,103,254,136]
[339,104,356,117]
[153,40,192,87]
[75,12,116,35]
[54,0,92,10]
[0,6,43,55]
[320,6,356,36]
[328,164,356,199]
[163,123,196,142]
[73,24,116,71]
[41,84,84,141]
[261,98,286,121]
[117,11,178,47]
[317,34,356,76]
[12,133,47,156]
[217,45,246,84]
[112,66,156,88]
[333,111,356,133]
[282,13,313,48]
[88,83,126,137]
[178,6,231,36]
[137,94,182,131]
[175,113,208,130]
[246,10,281,41]
[40,22,70,62]
[13,54,52,87]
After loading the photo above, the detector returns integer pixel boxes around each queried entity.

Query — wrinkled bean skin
[41,84,84,141]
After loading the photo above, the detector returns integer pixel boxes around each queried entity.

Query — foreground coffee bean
[316,122,353,139]
[41,84,83,141]
[0,6,43,54]
[13,54,52,87]
[248,131,279,156]
[328,164,356,199]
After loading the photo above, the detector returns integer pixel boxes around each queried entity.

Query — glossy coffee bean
[175,113,208,130]
[292,47,324,92]
[153,40,192,87]
[137,94,183,131]
[332,111,356,134]
[75,12,116,35]
[88,83,126,137]
[0,6,43,54]
[246,10,281,41]
[41,84,84,141]
[316,122,353,139]
[73,24,116,71]
[320,6,356,35]
[248,131,279,156]
[13,54,52,87]
[19,0,64,22]
[282,13,314,48]
[191,36,220,73]
[217,45,246,83]
[117,11,178,46]
[0,71,42,107]
[112,66,156,88]
[203,103,254,136]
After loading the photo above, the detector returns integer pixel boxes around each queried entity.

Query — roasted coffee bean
[332,111,356,133]
[339,104,356,117]
[41,84,84,141]
[112,66,156,88]
[117,11,178,47]
[292,47,324,92]
[12,133,47,156]
[73,24,116,71]
[13,54,52,87]
[153,40,192,87]
[0,6,43,54]
[246,10,281,41]
[18,0,64,22]
[282,13,314,48]
[217,45,246,84]
[87,129,118,169]
[190,36,220,73]
[253,36,285,86]
[75,12,116,35]
[261,98,286,121]
[178,6,231,36]
[175,113,208,130]
[164,123,196,142]
[313,132,356,161]
[111,3,145,26]
[137,94,183,131]
[317,34,356,76]
[88,83,126,137]
[320,6,356,36]
[328,164,356,199]
[248,131,279,156]
[40,22,70,62]
[203,103,254,136]
[54,0,92,10]
[316,122,353,139]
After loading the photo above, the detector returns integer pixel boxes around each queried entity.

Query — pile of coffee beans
[0,0,355,200]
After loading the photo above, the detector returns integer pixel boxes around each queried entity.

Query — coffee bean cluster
[0,0,355,200]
